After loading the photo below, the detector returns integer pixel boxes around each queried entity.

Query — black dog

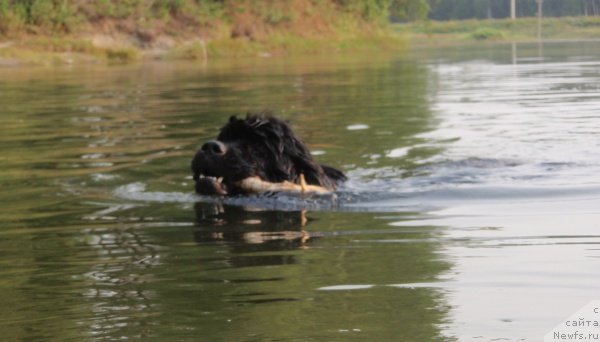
[191,114,346,196]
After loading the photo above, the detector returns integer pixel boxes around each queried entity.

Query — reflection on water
[1,42,600,340]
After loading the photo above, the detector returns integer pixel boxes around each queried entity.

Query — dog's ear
[251,119,291,181]
[229,115,238,123]
[278,133,334,188]
[284,134,346,190]
[257,118,334,188]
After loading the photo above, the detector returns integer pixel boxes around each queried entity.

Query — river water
[1,41,600,340]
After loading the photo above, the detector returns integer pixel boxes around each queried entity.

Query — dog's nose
[201,140,227,155]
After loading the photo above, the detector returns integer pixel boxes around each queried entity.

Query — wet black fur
[191,114,346,195]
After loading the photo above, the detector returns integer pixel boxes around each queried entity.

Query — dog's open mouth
[194,173,331,196]
[193,174,229,195]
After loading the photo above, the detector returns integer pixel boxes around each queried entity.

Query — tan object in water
[236,174,331,194]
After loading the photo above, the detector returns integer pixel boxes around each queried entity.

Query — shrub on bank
[470,27,507,40]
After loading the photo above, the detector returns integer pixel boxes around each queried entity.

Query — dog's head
[191,114,345,195]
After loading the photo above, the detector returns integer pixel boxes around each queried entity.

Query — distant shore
[397,16,600,47]
[0,0,403,67]
[1,16,599,67]
[0,31,403,67]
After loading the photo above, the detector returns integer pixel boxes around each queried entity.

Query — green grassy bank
[397,16,600,46]
[0,0,404,66]
[3,1,599,66]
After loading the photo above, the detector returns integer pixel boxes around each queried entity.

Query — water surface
[1,42,600,340]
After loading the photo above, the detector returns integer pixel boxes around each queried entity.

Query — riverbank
[397,16,600,46]
[0,0,403,66]
[2,14,600,66]
[0,31,403,67]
